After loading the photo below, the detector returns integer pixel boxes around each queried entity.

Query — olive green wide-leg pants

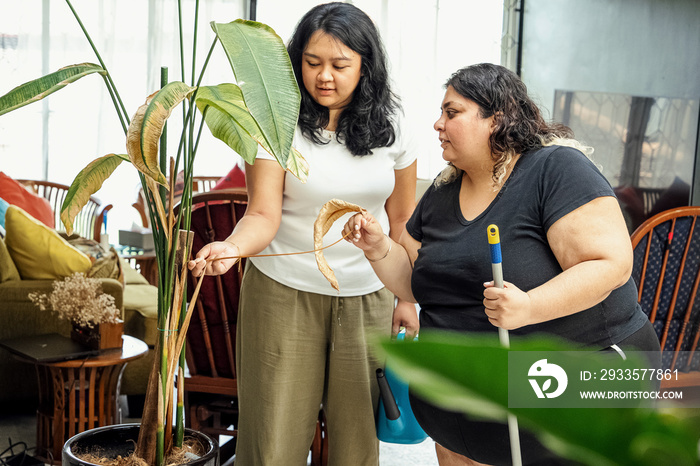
[234,262,393,466]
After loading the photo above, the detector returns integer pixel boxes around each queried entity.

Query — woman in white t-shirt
[188,3,417,465]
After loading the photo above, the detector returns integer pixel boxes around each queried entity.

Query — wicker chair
[17,179,111,241]
[630,206,700,388]
[132,175,221,228]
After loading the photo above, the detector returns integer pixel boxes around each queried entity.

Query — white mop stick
[487,224,523,466]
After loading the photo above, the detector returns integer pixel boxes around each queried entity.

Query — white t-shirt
[249,119,416,296]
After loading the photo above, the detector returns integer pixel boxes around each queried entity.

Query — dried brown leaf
[313,199,364,291]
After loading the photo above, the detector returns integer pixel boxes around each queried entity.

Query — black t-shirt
[406,145,648,348]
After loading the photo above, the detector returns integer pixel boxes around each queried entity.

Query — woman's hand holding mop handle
[487,224,522,466]
[487,224,509,347]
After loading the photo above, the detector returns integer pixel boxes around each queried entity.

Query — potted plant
[0,1,305,464]
[28,272,124,350]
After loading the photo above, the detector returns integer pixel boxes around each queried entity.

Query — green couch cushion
[0,237,19,283]
[123,283,158,346]
[120,257,150,285]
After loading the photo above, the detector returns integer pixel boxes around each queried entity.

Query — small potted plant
[29,272,123,350]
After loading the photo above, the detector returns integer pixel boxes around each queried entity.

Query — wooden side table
[22,335,148,464]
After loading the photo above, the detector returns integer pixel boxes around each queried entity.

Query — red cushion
[0,172,54,228]
[213,165,246,190]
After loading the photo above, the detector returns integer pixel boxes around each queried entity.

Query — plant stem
[177,0,189,179]
[159,67,169,209]
[196,38,218,88]
[191,0,200,88]
[177,0,186,84]
[100,75,128,134]
[192,111,208,162]
[174,6,205,441]
[172,94,200,177]
[64,0,129,130]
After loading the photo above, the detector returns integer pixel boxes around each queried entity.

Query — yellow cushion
[4,205,92,279]
[0,237,20,283]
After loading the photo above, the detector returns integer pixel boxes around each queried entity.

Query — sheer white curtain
[1,0,246,232]
[1,1,47,179]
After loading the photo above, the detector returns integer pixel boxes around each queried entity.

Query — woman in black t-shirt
[343,63,660,466]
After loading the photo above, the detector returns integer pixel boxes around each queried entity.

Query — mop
[487,224,523,466]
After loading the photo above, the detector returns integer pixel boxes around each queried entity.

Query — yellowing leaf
[126,82,196,186]
[313,199,364,291]
[287,146,309,183]
[60,153,128,234]
[126,92,160,182]
[0,63,106,116]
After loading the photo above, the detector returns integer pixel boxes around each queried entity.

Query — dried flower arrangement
[29,272,121,328]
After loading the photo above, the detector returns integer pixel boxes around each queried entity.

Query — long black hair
[287,2,400,156]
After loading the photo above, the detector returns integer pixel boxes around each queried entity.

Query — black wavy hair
[446,63,573,182]
[287,2,400,156]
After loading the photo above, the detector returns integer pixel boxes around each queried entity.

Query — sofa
[0,234,158,409]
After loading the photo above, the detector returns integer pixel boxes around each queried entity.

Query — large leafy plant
[0,1,306,464]
[379,331,700,466]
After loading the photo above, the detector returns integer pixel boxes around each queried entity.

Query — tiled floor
[0,402,438,465]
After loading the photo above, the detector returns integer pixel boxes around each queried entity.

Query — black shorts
[408,391,570,465]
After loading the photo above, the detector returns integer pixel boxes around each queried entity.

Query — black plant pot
[62,423,219,466]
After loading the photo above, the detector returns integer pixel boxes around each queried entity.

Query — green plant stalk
[157,426,164,466]
[171,210,187,451]
[177,0,186,84]
[158,66,183,449]
[157,340,166,466]
[191,114,208,161]
[171,40,217,176]
[159,67,168,210]
[197,40,218,88]
[65,0,129,129]
[99,74,128,134]
[177,0,189,177]
[155,237,169,466]
[191,0,200,88]
[167,51,213,189]
[175,366,185,448]
[175,158,193,450]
